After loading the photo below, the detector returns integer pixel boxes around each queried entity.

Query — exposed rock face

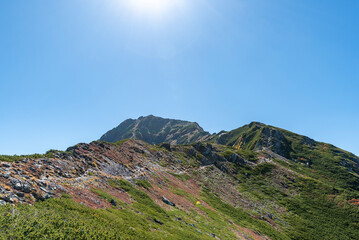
[0,140,158,204]
[210,122,292,158]
[255,127,292,158]
[0,138,255,205]
[99,115,211,145]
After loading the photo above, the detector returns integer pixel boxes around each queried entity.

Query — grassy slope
[210,122,359,193]
[0,179,246,240]
[231,160,359,240]
[1,124,359,239]
[0,159,358,239]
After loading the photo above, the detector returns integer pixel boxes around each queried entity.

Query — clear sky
[0,0,358,156]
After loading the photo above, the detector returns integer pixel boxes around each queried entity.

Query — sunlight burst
[125,0,179,18]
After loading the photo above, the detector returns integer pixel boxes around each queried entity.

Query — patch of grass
[0,155,22,162]
[109,179,166,215]
[0,152,54,162]
[91,188,117,204]
[252,162,275,175]
[61,193,72,199]
[106,178,240,239]
[237,149,259,162]
[221,150,235,160]
[0,198,154,239]
[281,177,359,240]
[169,186,199,204]
[113,139,129,147]
[220,148,258,163]
[102,139,129,147]
[201,189,289,240]
[233,165,359,240]
[135,179,152,190]
[170,187,188,197]
[168,172,191,181]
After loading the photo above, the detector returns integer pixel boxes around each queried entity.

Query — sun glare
[125,0,181,18]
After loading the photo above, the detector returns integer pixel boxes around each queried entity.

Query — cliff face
[99,115,211,145]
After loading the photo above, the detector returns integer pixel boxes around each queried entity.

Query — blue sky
[0,0,358,155]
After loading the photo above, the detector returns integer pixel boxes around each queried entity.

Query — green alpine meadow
[0,116,358,239]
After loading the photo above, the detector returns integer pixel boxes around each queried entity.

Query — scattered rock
[154,219,164,225]
[0,173,10,178]
[306,160,312,168]
[15,191,24,198]
[156,151,163,158]
[2,163,11,168]
[110,199,117,206]
[162,196,175,206]
[32,192,53,201]
[1,194,14,203]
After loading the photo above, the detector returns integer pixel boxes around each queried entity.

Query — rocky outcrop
[211,122,293,159]
[255,127,292,158]
[0,140,159,204]
[99,115,211,145]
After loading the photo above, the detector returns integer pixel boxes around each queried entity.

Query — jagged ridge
[100,115,211,145]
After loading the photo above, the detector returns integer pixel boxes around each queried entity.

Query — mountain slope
[0,117,358,239]
[208,121,359,191]
[100,115,211,145]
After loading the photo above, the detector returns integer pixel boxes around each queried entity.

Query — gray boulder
[162,196,175,206]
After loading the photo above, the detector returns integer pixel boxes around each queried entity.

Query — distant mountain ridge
[99,115,211,145]
[101,116,359,188]
[0,115,359,239]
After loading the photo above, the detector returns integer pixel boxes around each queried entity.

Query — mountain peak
[248,121,266,127]
[99,115,211,145]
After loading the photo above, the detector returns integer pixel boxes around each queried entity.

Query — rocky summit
[0,116,358,239]
[100,115,211,145]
